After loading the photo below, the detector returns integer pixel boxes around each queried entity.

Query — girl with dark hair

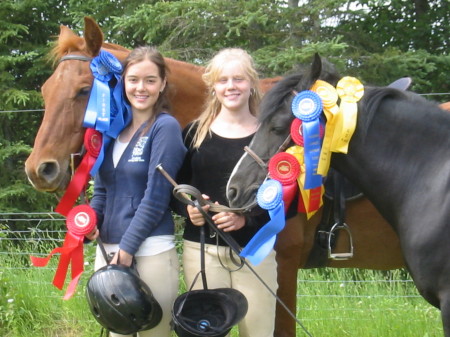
[88,46,186,337]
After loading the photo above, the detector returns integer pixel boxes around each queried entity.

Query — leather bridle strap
[172,183,254,215]
[59,54,93,63]
[243,134,292,173]
[58,54,93,177]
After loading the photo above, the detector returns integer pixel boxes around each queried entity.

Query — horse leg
[274,214,305,337]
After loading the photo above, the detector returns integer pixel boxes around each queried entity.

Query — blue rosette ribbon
[291,90,323,189]
[240,180,286,265]
[83,50,129,175]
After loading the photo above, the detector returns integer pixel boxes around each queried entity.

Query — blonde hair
[190,48,262,148]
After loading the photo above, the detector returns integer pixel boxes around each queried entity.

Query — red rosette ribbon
[55,129,102,216]
[268,152,301,212]
[30,205,97,300]
[290,118,325,147]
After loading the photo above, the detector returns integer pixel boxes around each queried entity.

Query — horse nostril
[228,187,238,203]
[37,161,60,183]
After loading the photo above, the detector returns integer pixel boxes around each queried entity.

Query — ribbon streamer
[290,118,325,147]
[83,50,128,176]
[240,180,285,265]
[84,50,122,131]
[291,91,323,189]
[55,129,102,216]
[332,77,364,153]
[30,205,97,300]
[311,80,340,176]
[285,146,323,219]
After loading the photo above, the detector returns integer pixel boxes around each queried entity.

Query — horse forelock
[49,35,85,65]
[259,73,306,124]
[259,62,340,125]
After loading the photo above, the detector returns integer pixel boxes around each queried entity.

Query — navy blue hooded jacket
[90,113,186,255]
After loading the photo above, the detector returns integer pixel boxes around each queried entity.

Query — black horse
[227,54,450,336]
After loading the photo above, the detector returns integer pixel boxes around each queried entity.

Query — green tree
[0,0,67,212]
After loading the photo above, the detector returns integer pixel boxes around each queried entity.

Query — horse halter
[243,90,300,172]
[59,54,93,63]
[58,54,93,176]
[243,133,292,172]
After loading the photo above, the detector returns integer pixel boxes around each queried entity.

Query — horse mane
[259,57,341,124]
[358,87,446,140]
[259,73,303,123]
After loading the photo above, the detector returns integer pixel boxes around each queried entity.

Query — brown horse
[441,101,450,111]
[25,17,405,337]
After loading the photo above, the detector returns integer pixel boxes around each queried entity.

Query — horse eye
[270,125,286,135]
[78,87,91,97]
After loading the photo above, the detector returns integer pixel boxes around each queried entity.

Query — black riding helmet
[86,264,162,335]
[172,288,248,337]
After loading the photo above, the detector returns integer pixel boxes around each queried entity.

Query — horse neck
[331,96,450,226]
[102,44,130,62]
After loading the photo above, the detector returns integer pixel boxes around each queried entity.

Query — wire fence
[0,91,449,115]
[1,212,442,337]
[0,212,421,299]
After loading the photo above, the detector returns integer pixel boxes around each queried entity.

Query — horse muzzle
[25,157,71,192]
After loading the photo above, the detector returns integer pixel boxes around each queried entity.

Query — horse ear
[83,16,103,57]
[310,53,322,82]
[58,25,79,45]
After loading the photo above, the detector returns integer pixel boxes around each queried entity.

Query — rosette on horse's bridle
[267,152,300,213]
[55,128,102,216]
[332,77,364,153]
[83,50,130,176]
[240,180,286,265]
[30,205,97,299]
[291,90,323,190]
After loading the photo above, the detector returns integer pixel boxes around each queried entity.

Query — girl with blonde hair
[176,48,277,337]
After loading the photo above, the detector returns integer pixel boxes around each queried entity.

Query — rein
[156,164,257,214]
[161,166,313,337]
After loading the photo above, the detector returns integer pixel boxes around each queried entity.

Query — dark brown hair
[122,46,172,132]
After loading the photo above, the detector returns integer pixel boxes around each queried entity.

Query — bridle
[243,133,292,171]
[59,54,93,63]
[58,54,93,177]
[243,90,299,173]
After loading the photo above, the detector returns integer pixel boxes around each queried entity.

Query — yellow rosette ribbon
[311,80,339,176]
[332,76,364,153]
[286,145,323,219]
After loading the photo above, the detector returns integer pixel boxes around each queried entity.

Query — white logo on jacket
[129,137,148,162]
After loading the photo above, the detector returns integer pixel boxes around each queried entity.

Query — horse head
[227,54,340,208]
[24,17,128,192]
